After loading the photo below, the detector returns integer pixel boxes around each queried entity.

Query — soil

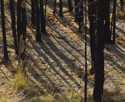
[0,1,125,102]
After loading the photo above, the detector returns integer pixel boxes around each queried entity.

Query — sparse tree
[59,0,63,20]
[68,0,73,12]
[10,0,18,54]
[1,0,9,60]
[93,0,105,101]
[36,0,42,42]
[31,0,36,25]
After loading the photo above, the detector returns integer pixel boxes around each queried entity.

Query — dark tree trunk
[18,0,27,76]
[78,0,83,32]
[93,0,105,101]
[74,0,79,22]
[88,0,96,75]
[68,0,73,12]
[31,0,36,25]
[104,0,111,43]
[1,0,9,60]
[17,0,21,54]
[40,0,46,34]
[53,0,56,15]
[36,0,42,42]
[59,0,63,20]
[10,0,18,55]
[113,0,116,43]
[120,0,124,12]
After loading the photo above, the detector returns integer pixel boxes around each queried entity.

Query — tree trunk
[1,0,9,60]
[78,0,83,32]
[53,0,56,15]
[59,0,63,20]
[17,0,21,54]
[104,0,111,43]
[113,0,116,43]
[10,0,18,55]
[120,0,124,12]
[93,0,105,101]
[88,0,96,75]
[74,0,79,22]
[40,0,46,34]
[36,0,42,42]
[68,0,73,12]
[31,0,36,25]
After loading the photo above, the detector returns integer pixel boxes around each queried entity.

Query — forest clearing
[0,0,125,102]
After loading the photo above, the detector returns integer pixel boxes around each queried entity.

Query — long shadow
[29,38,81,89]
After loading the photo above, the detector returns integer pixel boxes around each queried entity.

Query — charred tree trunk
[120,0,124,12]
[31,0,36,25]
[36,0,42,42]
[104,0,111,44]
[74,0,79,22]
[113,0,116,43]
[59,0,63,20]
[88,0,96,75]
[53,0,56,15]
[10,0,18,55]
[93,0,105,101]
[1,0,9,60]
[79,0,83,32]
[18,0,27,76]
[40,0,46,34]
[17,0,21,54]
[68,0,73,12]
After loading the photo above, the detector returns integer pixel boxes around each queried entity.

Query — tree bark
[59,0,63,20]
[120,0,124,12]
[40,0,46,34]
[31,0,36,25]
[1,0,9,60]
[10,0,18,55]
[36,0,42,42]
[93,0,105,101]
[88,0,96,75]
[17,0,21,54]
[68,0,73,12]
[53,0,56,15]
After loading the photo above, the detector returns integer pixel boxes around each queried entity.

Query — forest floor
[0,1,125,102]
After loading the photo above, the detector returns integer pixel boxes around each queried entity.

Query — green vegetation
[104,52,113,59]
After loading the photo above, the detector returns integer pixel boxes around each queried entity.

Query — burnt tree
[59,0,63,20]
[93,0,105,101]
[88,0,96,75]
[31,0,36,25]
[68,0,73,12]
[1,0,9,60]
[40,0,46,34]
[36,0,42,42]
[10,0,18,54]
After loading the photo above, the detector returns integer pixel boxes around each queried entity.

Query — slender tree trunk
[17,0,21,54]
[104,0,111,43]
[18,0,27,76]
[120,0,124,12]
[78,0,83,32]
[1,0,9,60]
[88,0,96,75]
[10,0,18,55]
[93,0,105,101]
[36,0,42,42]
[59,0,63,20]
[68,0,73,12]
[113,0,116,43]
[74,0,79,22]
[53,0,56,15]
[40,0,46,34]
[31,0,36,25]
